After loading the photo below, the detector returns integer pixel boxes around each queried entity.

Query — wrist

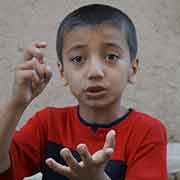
[102,172,111,180]
[96,171,111,180]
[6,97,29,113]
[0,153,10,173]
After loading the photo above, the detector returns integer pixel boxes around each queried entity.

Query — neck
[78,101,128,125]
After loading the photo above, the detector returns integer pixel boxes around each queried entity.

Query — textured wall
[0,0,180,179]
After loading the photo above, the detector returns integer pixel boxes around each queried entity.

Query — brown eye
[70,56,85,65]
[105,54,120,63]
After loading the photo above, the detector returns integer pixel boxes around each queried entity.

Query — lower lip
[85,90,107,99]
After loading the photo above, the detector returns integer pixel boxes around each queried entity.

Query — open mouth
[85,86,107,98]
[86,86,105,92]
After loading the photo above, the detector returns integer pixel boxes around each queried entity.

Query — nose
[87,57,105,80]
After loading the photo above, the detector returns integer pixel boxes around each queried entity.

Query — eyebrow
[102,42,124,51]
[65,44,88,54]
[65,42,124,54]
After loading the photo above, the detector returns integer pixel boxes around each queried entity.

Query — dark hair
[56,4,138,66]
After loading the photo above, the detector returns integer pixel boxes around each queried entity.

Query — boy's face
[59,24,138,108]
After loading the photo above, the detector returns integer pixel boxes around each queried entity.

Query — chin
[82,98,117,109]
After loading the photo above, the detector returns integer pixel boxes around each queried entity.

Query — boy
[0,4,168,180]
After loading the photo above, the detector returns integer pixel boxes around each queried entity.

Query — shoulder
[131,109,166,131]
[35,105,77,119]
[20,105,78,130]
[129,109,167,144]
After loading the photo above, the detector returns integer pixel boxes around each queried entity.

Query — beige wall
[0,0,180,143]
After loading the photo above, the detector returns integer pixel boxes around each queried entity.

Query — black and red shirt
[0,106,168,180]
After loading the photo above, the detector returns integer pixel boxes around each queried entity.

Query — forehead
[63,24,128,52]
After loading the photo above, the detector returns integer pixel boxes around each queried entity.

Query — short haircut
[56,4,138,66]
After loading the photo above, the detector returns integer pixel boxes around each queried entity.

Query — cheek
[110,66,129,90]
[114,65,129,81]
[65,72,83,96]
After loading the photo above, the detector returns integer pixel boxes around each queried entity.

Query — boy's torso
[39,105,158,180]
[7,105,166,180]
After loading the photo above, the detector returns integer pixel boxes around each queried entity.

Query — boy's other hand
[12,42,52,106]
[46,130,116,180]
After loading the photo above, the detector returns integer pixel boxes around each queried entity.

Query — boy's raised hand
[12,42,52,106]
[46,130,116,180]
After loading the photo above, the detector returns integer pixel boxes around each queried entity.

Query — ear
[128,58,139,84]
[57,62,69,86]
[57,62,64,77]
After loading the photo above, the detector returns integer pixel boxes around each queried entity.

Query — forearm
[0,98,28,172]
[101,172,111,180]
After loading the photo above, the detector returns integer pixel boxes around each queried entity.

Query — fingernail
[111,130,116,136]
[38,58,44,64]
[41,41,47,46]
[46,159,52,166]
[60,148,69,157]
[32,57,36,62]
[46,65,52,71]
[106,148,114,157]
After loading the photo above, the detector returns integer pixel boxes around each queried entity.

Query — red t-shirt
[0,106,168,180]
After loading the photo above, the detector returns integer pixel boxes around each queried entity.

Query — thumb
[92,148,113,165]
[103,130,116,150]
[44,65,52,83]
[32,65,52,97]
[92,130,116,165]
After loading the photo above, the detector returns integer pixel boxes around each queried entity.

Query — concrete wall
[0,0,180,179]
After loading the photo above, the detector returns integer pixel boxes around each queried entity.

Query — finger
[43,65,52,83]
[35,41,47,64]
[19,59,44,79]
[17,59,37,70]
[92,130,116,165]
[18,59,52,83]
[34,41,47,48]
[17,69,41,85]
[34,42,47,64]
[103,130,116,150]
[24,42,46,62]
[77,144,93,167]
[33,59,46,80]
[24,47,43,62]
[60,148,81,172]
[30,65,52,91]
[46,158,71,178]
[92,148,113,165]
